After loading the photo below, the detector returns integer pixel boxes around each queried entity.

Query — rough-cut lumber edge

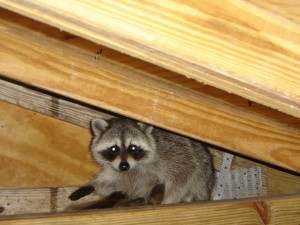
[1,0,300,117]
[0,194,299,225]
[0,186,102,216]
[0,10,299,172]
[0,77,112,128]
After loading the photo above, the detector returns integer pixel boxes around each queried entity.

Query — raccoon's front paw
[69,185,95,201]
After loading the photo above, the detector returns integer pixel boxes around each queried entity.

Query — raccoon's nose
[119,161,130,171]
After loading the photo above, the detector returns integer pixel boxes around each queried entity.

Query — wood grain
[249,0,300,23]
[0,186,103,216]
[0,194,299,225]
[1,0,300,117]
[0,8,298,130]
[0,10,299,172]
[267,167,300,196]
[0,78,112,128]
[0,100,98,187]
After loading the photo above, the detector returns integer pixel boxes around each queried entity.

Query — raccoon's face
[90,118,156,172]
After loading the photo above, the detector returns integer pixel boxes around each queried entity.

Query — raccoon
[70,117,215,205]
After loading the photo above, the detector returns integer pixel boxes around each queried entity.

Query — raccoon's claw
[69,185,95,201]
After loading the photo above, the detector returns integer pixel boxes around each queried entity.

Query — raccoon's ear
[137,122,153,135]
[91,118,109,136]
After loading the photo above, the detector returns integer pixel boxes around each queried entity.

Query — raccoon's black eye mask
[127,144,146,160]
[101,145,120,161]
[101,144,147,161]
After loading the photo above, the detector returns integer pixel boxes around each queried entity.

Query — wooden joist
[0,9,299,172]
[0,78,112,128]
[1,0,300,117]
[0,194,299,225]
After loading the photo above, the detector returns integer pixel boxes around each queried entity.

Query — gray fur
[90,118,215,204]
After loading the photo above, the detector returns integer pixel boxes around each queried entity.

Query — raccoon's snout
[119,161,130,171]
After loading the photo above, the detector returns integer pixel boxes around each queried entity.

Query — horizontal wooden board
[0,78,112,128]
[0,10,299,172]
[1,0,300,117]
[0,186,102,216]
[0,194,299,225]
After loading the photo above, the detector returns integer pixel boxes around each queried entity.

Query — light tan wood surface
[0,100,98,187]
[1,0,300,117]
[0,9,298,130]
[249,0,300,23]
[0,194,299,225]
[0,10,299,172]
[267,167,300,196]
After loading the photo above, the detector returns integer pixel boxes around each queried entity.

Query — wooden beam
[0,186,102,216]
[267,167,300,196]
[0,9,299,172]
[1,0,300,117]
[0,77,112,128]
[0,194,299,225]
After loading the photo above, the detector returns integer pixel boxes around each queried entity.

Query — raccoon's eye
[128,145,146,160]
[128,145,138,152]
[109,146,119,153]
[101,145,120,161]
